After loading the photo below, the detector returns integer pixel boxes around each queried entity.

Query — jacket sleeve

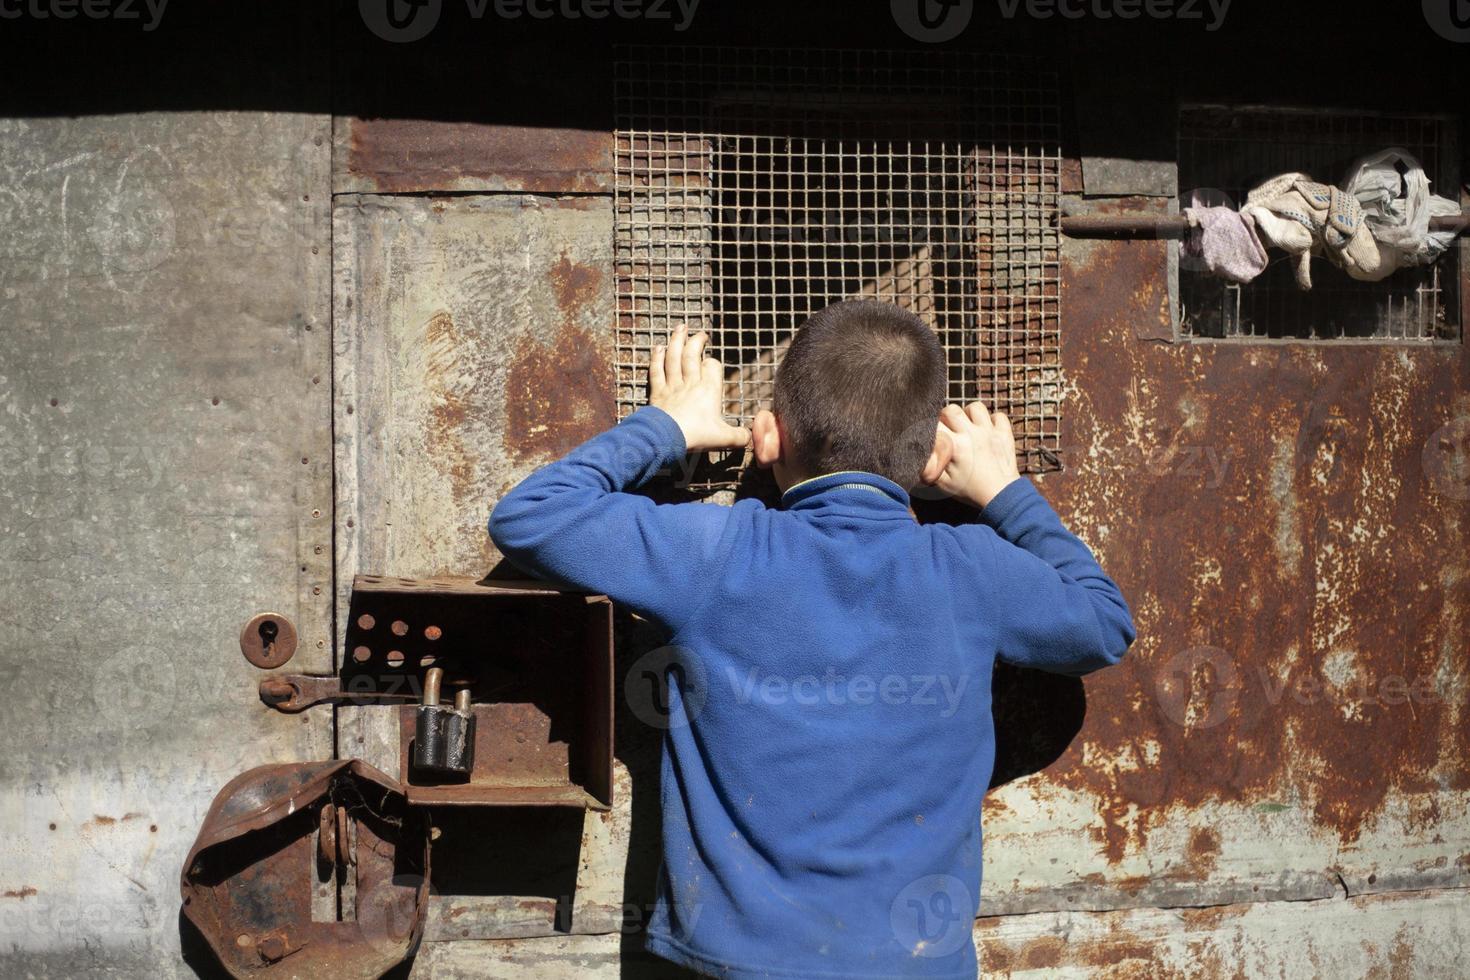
[488,406,733,634]
[976,478,1135,676]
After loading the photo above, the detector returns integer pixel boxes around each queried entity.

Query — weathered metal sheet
[334,119,612,195]
[406,889,1470,978]
[975,889,1470,978]
[975,213,1470,913]
[333,192,614,594]
[0,111,332,975]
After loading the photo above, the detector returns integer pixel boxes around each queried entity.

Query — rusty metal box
[343,575,614,810]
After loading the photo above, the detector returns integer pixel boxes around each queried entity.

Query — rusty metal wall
[0,112,334,975]
[333,96,1470,975]
[987,194,1470,913]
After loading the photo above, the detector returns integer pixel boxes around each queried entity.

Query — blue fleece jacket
[489,406,1134,980]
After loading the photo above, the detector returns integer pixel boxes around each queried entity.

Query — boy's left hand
[650,324,751,453]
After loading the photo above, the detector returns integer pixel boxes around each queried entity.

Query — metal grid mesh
[614,47,1062,484]
[1178,105,1461,342]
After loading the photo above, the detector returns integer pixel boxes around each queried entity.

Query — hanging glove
[1243,174,1398,289]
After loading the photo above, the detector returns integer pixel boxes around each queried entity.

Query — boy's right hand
[920,402,1022,509]
[649,324,752,453]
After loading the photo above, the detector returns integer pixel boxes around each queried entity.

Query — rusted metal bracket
[181,760,430,979]
[259,674,421,713]
[348,575,616,810]
[1059,212,1469,240]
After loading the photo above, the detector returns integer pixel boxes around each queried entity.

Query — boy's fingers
[940,404,970,431]
[966,401,992,427]
[665,324,687,384]
[683,329,707,378]
[991,411,1013,441]
[701,355,725,386]
[650,345,667,394]
[725,423,753,449]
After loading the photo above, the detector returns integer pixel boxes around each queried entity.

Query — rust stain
[3,887,37,900]
[87,812,143,828]
[549,250,604,322]
[1186,827,1222,877]
[424,310,477,509]
[1017,935,1064,969]
[505,323,614,464]
[1043,225,1470,869]
[345,118,611,195]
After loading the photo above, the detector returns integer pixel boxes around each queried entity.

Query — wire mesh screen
[1178,105,1461,342]
[614,47,1062,485]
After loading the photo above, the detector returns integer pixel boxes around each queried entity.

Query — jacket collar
[780,471,912,512]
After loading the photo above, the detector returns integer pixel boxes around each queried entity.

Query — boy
[490,300,1134,979]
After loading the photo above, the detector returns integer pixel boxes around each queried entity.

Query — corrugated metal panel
[0,110,333,975]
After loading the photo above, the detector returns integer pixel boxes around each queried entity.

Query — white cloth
[1341,147,1460,267]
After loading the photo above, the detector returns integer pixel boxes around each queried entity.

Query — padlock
[412,667,475,776]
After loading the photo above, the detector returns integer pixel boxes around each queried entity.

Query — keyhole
[258,619,279,653]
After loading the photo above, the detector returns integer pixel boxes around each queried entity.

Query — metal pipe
[1059,212,1468,240]
[423,666,442,707]
[454,687,471,713]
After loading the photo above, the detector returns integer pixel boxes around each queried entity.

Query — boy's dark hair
[774,300,946,487]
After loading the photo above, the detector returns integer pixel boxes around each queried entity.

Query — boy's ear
[752,409,781,468]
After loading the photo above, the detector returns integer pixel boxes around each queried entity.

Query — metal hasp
[411,667,477,776]
[258,673,421,712]
[345,574,615,810]
[179,760,430,979]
